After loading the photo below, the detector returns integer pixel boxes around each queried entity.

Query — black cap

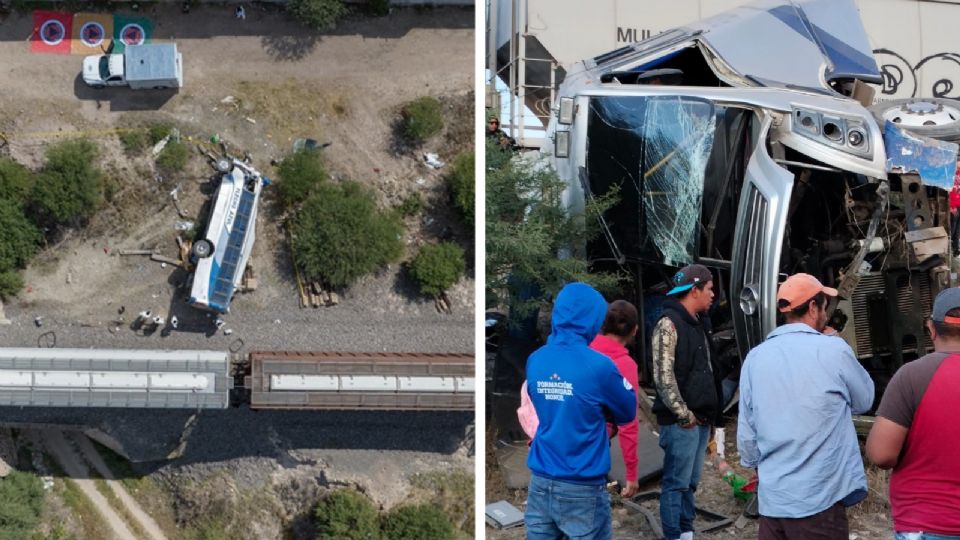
[667,264,712,296]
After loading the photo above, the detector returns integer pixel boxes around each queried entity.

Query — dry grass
[232,79,352,145]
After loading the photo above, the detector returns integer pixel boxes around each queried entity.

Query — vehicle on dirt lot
[188,159,269,314]
[543,0,960,410]
[82,43,183,90]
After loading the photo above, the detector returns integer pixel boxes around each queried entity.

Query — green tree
[293,181,404,288]
[380,504,454,540]
[400,97,443,143]
[277,149,327,209]
[287,0,348,31]
[447,151,474,227]
[31,138,102,226]
[314,489,382,540]
[486,139,619,315]
[0,158,34,207]
[0,199,41,273]
[0,470,45,539]
[410,242,464,297]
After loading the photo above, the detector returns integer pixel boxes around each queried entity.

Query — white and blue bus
[189,159,269,313]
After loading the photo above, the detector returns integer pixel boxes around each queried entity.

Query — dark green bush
[118,129,150,154]
[409,242,464,297]
[277,150,327,209]
[380,504,454,540]
[0,199,41,273]
[31,138,102,226]
[0,470,45,539]
[369,0,389,16]
[287,0,348,30]
[293,181,404,288]
[447,151,474,227]
[0,158,34,207]
[0,271,24,301]
[314,489,382,540]
[156,141,190,175]
[401,97,443,143]
[397,192,422,217]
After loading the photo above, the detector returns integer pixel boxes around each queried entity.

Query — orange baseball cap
[776,273,838,313]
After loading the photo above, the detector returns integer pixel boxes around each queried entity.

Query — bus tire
[192,239,213,259]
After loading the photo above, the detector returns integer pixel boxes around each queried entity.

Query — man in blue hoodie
[525,282,638,539]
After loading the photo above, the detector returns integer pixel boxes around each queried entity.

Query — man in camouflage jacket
[651,264,722,540]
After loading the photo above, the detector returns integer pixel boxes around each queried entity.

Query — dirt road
[41,429,161,540]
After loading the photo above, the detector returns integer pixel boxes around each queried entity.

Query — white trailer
[82,43,183,90]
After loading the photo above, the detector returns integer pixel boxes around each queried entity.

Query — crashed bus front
[545,0,959,407]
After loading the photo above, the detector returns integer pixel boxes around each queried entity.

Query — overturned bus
[543,0,960,409]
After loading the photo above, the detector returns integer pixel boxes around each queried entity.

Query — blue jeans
[525,474,612,540]
[896,534,960,540]
[659,423,711,540]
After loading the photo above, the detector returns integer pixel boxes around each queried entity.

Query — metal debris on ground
[40,476,54,491]
[423,152,445,169]
[214,318,226,329]
[244,117,256,124]
[170,315,179,329]
[118,249,155,256]
[224,328,233,336]
[174,220,194,231]
[33,316,42,327]
[485,500,524,529]
[152,134,171,157]
[150,254,182,268]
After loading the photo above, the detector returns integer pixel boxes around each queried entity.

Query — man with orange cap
[737,273,874,540]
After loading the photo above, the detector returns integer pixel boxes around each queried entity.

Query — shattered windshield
[585,95,716,266]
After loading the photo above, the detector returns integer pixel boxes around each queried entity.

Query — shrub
[287,0,348,31]
[118,129,150,154]
[293,181,404,288]
[447,151,474,227]
[148,123,173,144]
[156,141,190,175]
[0,199,41,273]
[400,97,443,143]
[409,242,464,297]
[397,192,422,217]
[0,271,24,300]
[0,158,34,207]
[380,504,455,540]
[277,150,327,209]
[31,138,102,226]
[314,489,382,540]
[0,470,45,539]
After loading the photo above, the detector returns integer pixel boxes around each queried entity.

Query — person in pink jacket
[590,299,642,498]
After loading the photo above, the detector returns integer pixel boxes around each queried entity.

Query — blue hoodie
[526,283,637,485]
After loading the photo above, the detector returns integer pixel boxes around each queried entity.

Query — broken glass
[642,97,716,265]
[585,95,716,266]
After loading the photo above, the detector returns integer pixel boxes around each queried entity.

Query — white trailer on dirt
[82,43,183,90]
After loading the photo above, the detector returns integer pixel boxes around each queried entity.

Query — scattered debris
[151,134,171,157]
[33,316,43,328]
[119,249,155,256]
[40,476,54,491]
[224,328,233,336]
[486,501,524,529]
[150,254,182,268]
[170,315,179,329]
[416,177,426,185]
[435,293,451,314]
[244,117,257,124]
[423,152,445,169]
[174,220,194,231]
[214,318,226,329]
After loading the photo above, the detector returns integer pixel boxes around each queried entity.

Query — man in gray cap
[651,264,721,540]
[867,287,960,538]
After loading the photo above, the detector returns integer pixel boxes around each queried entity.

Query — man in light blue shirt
[738,273,874,540]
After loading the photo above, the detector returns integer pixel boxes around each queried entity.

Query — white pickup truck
[82,43,183,90]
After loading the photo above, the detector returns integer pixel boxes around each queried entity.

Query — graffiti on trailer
[874,48,960,99]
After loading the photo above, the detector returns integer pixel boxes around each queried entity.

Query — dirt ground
[486,415,893,539]
[0,5,474,353]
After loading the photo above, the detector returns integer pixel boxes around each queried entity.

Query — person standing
[866,288,960,539]
[525,282,637,540]
[651,264,721,540]
[590,299,642,499]
[738,273,874,540]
